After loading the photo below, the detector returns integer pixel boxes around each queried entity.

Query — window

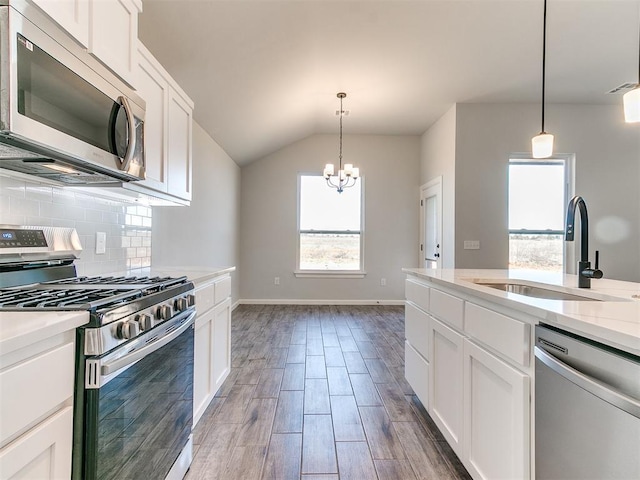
[297,174,364,275]
[508,157,571,272]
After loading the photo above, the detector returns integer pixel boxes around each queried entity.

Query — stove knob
[187,294,196,307]
[118,320,140,340]
[136,314,154,331]
[157,304,173,321]
[174,297,188,312]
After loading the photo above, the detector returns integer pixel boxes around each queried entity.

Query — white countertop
[0,310,89,356]
[111,266,236,287]
[403,268,640,356]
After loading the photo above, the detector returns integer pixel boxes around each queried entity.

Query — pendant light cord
[541,0,548,133]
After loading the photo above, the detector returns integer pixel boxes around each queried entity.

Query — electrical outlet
[96,232,106,254]
[380,278,387,286]
[274,277,280,286]
[463,240,480,250]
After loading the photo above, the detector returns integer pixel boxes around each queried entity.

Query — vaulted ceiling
[139,0,640,166]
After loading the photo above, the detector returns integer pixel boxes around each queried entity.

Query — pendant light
[323,92,359,193]
[623,11,640,123]
[532,0,554,158]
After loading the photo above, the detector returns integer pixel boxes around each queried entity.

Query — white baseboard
[238,299,405,306]
[232,299,241,311]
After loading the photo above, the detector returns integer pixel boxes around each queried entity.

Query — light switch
[96,232,107,254]
[464,240,480,250]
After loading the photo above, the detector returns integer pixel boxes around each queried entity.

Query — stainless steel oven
[0,226,195,480]
[0,2,145,184]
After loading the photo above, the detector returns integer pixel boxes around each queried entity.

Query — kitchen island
[402,268,640,480]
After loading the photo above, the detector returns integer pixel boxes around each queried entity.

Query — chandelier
[323,92,359,193]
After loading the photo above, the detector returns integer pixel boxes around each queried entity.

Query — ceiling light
[323,92,359,193]
[532,0,554,159]
[623,12,640,123]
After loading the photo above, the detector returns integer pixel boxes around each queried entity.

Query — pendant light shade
[624,12,640,123]
[624,87,640,122]
[532,132,554,158]
[532,0,554,158]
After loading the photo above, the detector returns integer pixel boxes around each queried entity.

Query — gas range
[0,274,195,355]
[0,226,195,355]
[0,225,196,480]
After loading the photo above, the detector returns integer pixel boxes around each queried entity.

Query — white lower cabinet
[193,275,232,426]
[404,341,429,409]
[463,339,530,480]
[405,278,532,480]
[212,298,231,393]
[0,329,78,480]
[429,316,464,456]
[0,407,73,480]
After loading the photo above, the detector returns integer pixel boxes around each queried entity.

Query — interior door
[420,178,442,269]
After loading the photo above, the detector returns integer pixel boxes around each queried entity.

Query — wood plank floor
[186,304,472,480]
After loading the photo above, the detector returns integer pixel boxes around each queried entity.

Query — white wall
[420,105,457,268]
[240,134,421,302]
[152,122,241,302]
[452,103,640,281]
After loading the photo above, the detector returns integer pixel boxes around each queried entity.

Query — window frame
[294,173,366,278]
[507,154,575,272]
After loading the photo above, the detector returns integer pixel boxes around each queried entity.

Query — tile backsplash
[0,175,153,276]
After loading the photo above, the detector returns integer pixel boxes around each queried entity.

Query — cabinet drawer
[405,341,429,409]
[405,302,429,360]
[465,302,530,367]
[214,276,232,305]
[430,288,464,330]
[405,279,429,312]
[196,283,215,314]
[0,343,74,445]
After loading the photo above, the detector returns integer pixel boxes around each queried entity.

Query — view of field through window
[509,160,566,272]
[298,175,362,270]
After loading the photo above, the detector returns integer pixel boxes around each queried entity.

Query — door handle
[434,253,440,258]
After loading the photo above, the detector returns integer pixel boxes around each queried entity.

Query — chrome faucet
[565,196,603,288]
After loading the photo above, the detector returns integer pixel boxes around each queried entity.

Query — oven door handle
[101,311,195,376]
[534,346,640,418]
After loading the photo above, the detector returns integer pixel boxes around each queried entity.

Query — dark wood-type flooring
[185,304,472,480]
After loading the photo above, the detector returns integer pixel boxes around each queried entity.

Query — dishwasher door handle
[535,346,640,418]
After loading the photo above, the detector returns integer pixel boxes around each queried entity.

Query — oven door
[77,311,194,480]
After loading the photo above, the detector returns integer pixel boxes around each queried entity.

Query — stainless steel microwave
[0,2,145,184]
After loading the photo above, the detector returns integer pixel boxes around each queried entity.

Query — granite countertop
[0,310,89,356]
[403,268,640,356]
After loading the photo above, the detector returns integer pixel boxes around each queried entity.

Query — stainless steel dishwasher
[535,324,640,479]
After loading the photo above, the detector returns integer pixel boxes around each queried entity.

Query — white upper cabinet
[30,0,89,46]
[167,88,193,200]
[135,42,194,203]
[31,0,142,86]
[88,0,142,87]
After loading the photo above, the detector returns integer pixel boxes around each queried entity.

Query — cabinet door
[88,0,140,86]
[212,298,231,393]
[463,339,530,480]
[0,407,73,480]
[136,45,169,193]
[166,88,193,200]
[405,341,429,409]
[31,0,89,46]
[193,307,214,426]
[429,317,464,456]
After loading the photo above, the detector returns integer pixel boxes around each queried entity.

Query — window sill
[294,270,367,279]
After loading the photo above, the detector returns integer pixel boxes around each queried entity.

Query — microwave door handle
[101,311,195,376]
[117,95,136,173]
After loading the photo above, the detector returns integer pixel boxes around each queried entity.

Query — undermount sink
[476,282,600,301]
